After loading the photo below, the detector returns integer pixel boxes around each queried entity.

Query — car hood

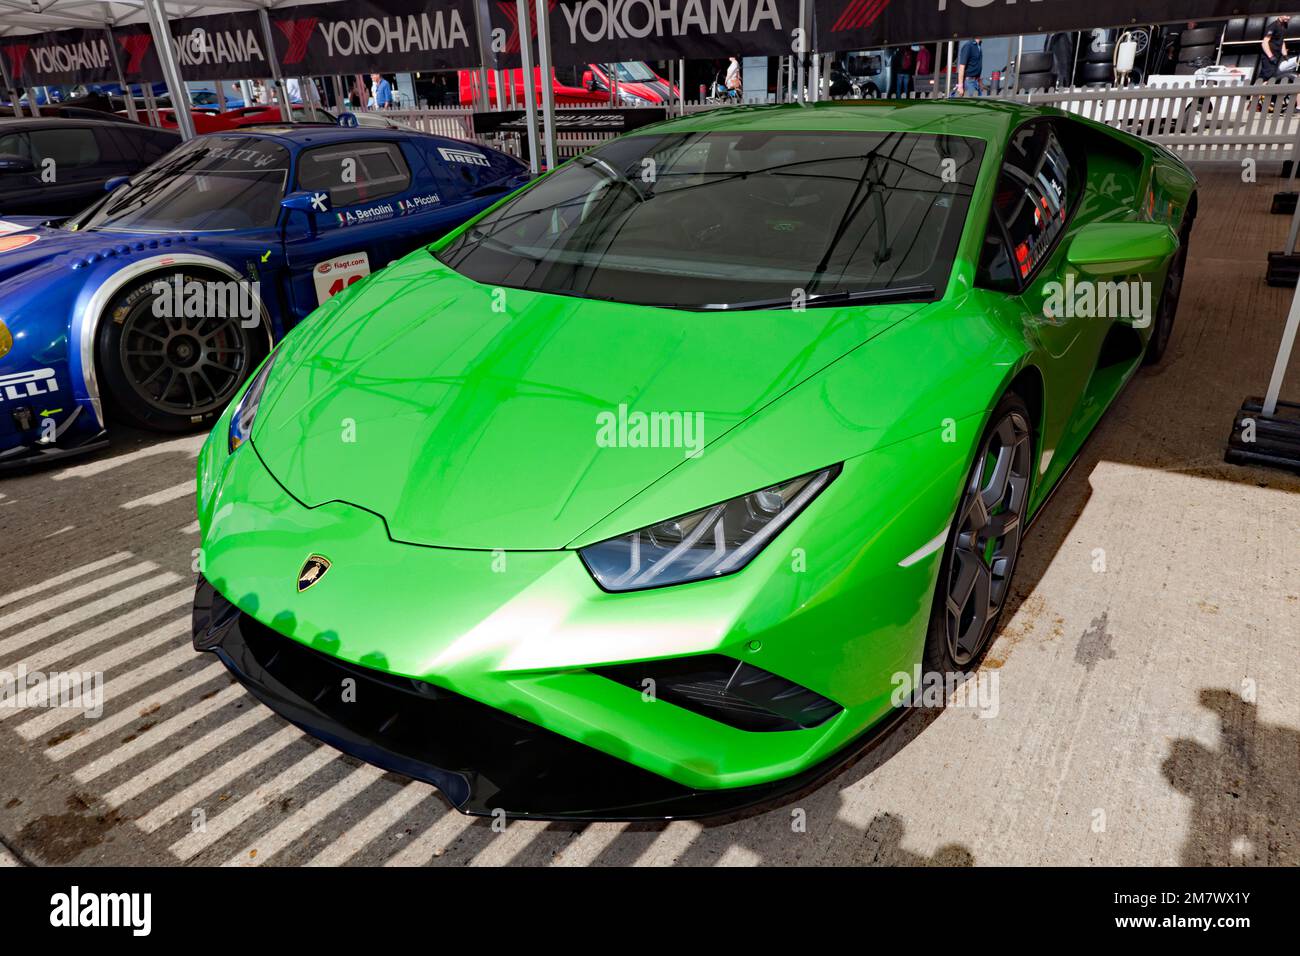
[252,254,921,550]
[0,218,78,284]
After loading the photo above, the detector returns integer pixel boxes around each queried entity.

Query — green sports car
[191,99,1196,819]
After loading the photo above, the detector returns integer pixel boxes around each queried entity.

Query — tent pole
[679,57,685,114]
[946,41,954,97]
[257,7,293,122]
[143,0,195,139]
[102,23,139,122]
[515,0,541,175]
[533,0,557,168]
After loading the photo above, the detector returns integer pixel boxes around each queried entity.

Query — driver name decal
[336,203,395,227]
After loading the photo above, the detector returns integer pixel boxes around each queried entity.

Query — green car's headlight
[579,465,840,592]
[228,351,278,453]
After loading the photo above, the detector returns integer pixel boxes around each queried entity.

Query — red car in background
[123,104,336,133]
[460,62,678,108]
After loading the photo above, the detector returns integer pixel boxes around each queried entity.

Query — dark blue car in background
[0,124,529,468]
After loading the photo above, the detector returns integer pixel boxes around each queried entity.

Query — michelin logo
[438,146,490,167]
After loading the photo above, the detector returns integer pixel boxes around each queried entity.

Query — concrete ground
[0,167,1296,867]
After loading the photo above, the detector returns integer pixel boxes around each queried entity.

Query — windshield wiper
[696,283,936,312]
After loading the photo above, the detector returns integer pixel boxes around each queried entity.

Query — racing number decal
[312,252,371,306]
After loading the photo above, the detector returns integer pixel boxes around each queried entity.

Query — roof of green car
[630,98,1043,143]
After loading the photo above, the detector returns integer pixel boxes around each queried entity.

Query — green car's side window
[978,120,1080,294]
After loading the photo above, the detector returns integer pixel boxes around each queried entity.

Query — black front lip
[0,411,108,473]
[192,576,908,822]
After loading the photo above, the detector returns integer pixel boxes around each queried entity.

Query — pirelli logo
[0,367,57,403]
[438,146,490,167]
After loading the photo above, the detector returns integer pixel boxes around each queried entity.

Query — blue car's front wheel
[96,270,263,432]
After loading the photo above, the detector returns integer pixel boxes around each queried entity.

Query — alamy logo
[1042,275,1152,328]
[596,403,705,459]
[49,886,151,936]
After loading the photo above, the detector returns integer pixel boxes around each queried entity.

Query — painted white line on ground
[43,526,74,539]
[95,707,272,799]
[306,784,433,867]
[469,820,550,867]
[18,642,197,739]
[3,593,190,681]
[120,480,196,510]
[54,434,206,480]
[181,521,199,535]
[169,745,338,860]
[0,561,156,634]
[44,668,233,761]
[383,810,475,867]
[0,552,131,610]
[1,614,189,725]
[137,724,304,834]
[224,763,386,867]
[632,820,704,866]
[550,822,629,867]
[0,573,180,659]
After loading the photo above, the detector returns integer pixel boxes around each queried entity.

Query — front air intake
[594,655,841,732]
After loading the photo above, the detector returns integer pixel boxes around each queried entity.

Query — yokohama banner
[815,0,1300,52]
[267,0,479,74]
[0,27,148,87]
[486,0,800,68]
[169,12,271,81]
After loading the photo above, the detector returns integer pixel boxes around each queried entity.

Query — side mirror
[0,153,35,175]
[105,175,130,192]
[280,189,332,238]
[583,70,596,91]
[1066,221,1179,276]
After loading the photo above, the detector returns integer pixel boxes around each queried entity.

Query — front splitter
[192,576,908,822]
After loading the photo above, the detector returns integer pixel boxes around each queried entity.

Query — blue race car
[0,124,529,468]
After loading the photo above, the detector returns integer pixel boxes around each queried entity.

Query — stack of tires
[1015,51,1056,92]
[1076,31,1116,86]
[1174,24,1224,74]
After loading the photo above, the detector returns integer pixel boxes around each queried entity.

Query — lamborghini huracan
[191,99,1196,819]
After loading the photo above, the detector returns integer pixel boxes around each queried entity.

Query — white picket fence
[368,77,1300,167]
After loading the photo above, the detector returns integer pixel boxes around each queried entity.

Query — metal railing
[362,77,1300,167]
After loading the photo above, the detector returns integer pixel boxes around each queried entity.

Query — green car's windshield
[66,135,289,234]
[436,129,984,310]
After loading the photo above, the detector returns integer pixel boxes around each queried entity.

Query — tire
[1017,51,1054,74]
[922,392,1034,675]
[1079,62,1114,83]
[1016,70,1055,91]
[1144,210,1192,366]
[1179,27,1223,48]
[95,270,266,432]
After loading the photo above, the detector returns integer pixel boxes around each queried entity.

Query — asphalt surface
[0,167,1297,867]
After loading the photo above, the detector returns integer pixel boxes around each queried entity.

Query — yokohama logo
[559,0,783,43]
[118,33,153,74]
[494,0,553,55]
[2,44,29,79]
[276,18,318,65]
[831,0,891,32]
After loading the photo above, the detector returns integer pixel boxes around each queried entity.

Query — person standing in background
[372,73,393,109]
[725,56,742,95]
[893,46,915,96]
[1260,15,1295,80]
[957,37,983,96]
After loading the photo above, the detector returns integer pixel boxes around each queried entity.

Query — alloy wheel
[944,411,1033,667]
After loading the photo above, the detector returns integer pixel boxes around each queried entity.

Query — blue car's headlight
[579,466,840,592]
[228,351,278,453]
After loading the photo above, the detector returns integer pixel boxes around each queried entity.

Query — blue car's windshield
[66,135,289,234]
